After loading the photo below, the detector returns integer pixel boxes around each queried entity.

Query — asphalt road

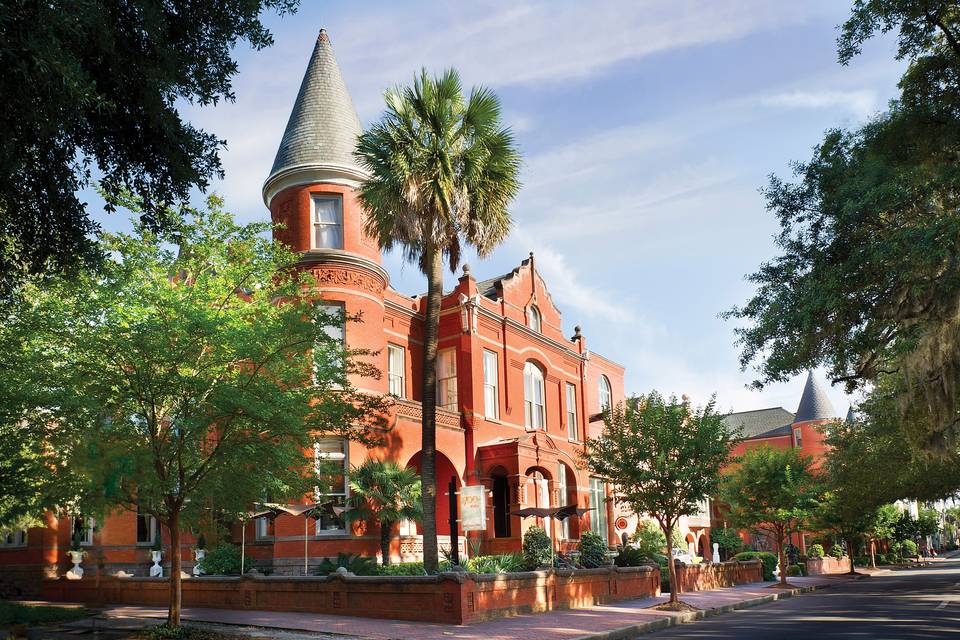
[647,560,960,638]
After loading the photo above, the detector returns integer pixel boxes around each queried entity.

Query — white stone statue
[193,548,206,577]
[712,542,720,563]
[66,550,86,580]
[149,550,163,577]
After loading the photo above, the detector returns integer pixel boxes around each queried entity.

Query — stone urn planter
[66,550,86,580]
[193,548,206,576]
[149,549,163,577]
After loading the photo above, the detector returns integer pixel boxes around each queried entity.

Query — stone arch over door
[406,451,460,536]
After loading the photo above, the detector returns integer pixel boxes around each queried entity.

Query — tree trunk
[662,522,679,604]
[870,538,876,569]
[420,247,443,573]
[381,520,392,566]
[846,538,856,574]
[778,530,788,586]
[167,510,182,627]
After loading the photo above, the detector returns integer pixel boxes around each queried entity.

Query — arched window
[527,305,542,332]
[599,375,612,412]
[523,361,546,430]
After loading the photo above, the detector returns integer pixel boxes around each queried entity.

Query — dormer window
[528,305,542,332]
[312,195,343,249]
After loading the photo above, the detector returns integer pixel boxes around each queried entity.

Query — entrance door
[493,476,510,537]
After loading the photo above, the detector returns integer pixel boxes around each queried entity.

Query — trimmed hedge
[522,526,553,569]
[807,543,825,559]
[578,531,608,568]
[734,551,778,581]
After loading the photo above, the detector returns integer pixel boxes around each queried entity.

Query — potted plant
[192,534,206,576]
[66,529,86,579]
[149,531,164,577]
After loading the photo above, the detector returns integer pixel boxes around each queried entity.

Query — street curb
[571,580,855,640]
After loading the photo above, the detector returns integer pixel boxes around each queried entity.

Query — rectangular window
[314,439,348,533]
[483,350,499,419]
[0,530,27,547]
[794,427,802,448]
[255,516,274,540]
[314,302,345,378]
[566,383,578,440]
[312,195,344,249]
[437,349,458,411]
[72,517,94,546]
[136,506,157,545]
[589,478,608,543]
[387,344,405,397]
[557,464,570,540]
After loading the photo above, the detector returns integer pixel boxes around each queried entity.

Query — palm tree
[355,69,521,572]
[344,460,423,566]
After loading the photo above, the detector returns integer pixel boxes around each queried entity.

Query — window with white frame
[314,302,345,376]
[566,382,578,440]
[794,427,803,448]
[312,195,344,249]
[136,505,158,545]
[589,477,608,542]
[599,375,612,412]
[72,517,95,546]
[557,464,570,540]
[483,350,499,419]
[0,529,27,547]
[314,439,348,533]
[387,344,405,397]
[527,305,542,332]
[255,516,274,540]
[437,349,458,411]
[524,361,546,430]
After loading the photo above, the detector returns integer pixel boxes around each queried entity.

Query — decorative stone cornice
[263,164,370,207]
[298,249,389,291]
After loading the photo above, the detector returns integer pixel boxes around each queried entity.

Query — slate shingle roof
[794,371,836,423]
[722,407,795,440]
[267,29,363,183]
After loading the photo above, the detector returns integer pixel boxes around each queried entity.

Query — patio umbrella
[238,506,277,576]
[260,502,335,576]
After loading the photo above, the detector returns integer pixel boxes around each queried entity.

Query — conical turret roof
[265,29,363,189]
[794,371,836,423]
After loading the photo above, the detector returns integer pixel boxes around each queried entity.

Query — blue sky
[88,0,905,415]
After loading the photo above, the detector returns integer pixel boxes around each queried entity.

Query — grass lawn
[0,601,90,625]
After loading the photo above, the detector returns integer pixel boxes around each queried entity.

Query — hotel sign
[459,486,487,532]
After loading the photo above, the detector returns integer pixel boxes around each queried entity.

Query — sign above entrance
[460,486,487,532]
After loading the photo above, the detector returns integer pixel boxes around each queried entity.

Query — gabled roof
[722,407,795,440]
[266,29,363,185]
[794,371,836,423]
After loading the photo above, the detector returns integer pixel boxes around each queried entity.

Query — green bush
[854,556,869,567]
[196,543,252,576]
[0,602,88,625]
[807,543,825,558]
[578,531,609,568]
[710,527,745,558]
[786,564,804,577]
[631,520,667,558]
[660,565,670,592]
[614,545,646,567]
[902,539,918,558]
[522,526,553,569]
[829,544,845,559]
[652,553,669,567]
[316,552,378,576]
[876,553,889,565]
[138,624,218,639]
[466,554,525,574]
[373,561,426,576]
[734,551,778,581]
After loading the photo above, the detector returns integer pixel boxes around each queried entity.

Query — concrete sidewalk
[92,575,859,640]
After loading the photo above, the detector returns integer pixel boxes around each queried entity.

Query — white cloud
[757,89,880,119]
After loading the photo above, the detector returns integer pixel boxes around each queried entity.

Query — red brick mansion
[0,30,667,588]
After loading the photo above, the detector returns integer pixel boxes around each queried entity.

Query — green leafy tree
[2,195,386,626]
[721,447,820,586]
[582,392,736,604]
[355,69,521,572]
[0,1,298,296]
[725,0,960,455]
[864,504,900,568]
[811,490,872,574]
[710,527,745,560]
[344,460,422,566]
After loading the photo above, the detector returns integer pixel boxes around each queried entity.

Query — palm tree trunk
[420,246,443,573]
[167,510,182,626]
[381,520,392,566]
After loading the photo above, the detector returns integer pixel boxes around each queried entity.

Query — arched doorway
[406,451,460,536]
[489,466,511,538]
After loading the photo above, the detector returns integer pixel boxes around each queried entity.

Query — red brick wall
[805,556,850,575]
[675,559,763,592]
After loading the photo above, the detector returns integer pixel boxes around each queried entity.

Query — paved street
[647,560,960,639]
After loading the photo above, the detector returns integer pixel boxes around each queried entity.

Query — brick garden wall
[805,556,851,576]
[38,567,660,624]
[674,559,764,593]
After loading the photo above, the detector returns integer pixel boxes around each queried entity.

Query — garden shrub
[578,531,609,568]
[316,552,377,576]
[902,540,918,558]
[710,527,745,559]
[522,526,553,569]
[614,545,646,567]
[786,564,804,577]
[466,554,525,574]
[660,566,670,592]
[0,602,88,626]
[373,562,426,576]
[829,544,845,559]
[807,543,824,558]
[196,543,252,576]
[631,520,667,559]
[734,551,778,581]
[140,624,220,639]
[875,553,889,565]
